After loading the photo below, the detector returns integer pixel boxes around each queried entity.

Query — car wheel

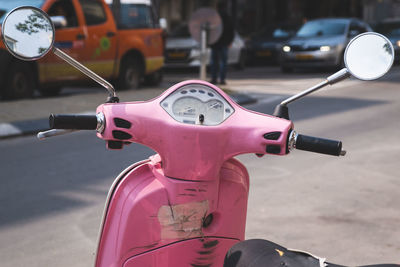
[39,87,62,97]
[4,61,35,99]
[144,70,163,86]
[118,57,141,90]
[281,65,293,73]
[235,50,246,70]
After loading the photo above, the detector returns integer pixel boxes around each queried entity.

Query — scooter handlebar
[49,114,97,130]
[295,134,345,156]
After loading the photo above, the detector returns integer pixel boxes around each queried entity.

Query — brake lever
[37,129,78,140]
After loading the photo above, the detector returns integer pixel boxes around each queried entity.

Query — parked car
[0,0,164,100]
[374,19,400,62]
[164,24,246,69]
[245,23,298,64]
[280,18,372,72]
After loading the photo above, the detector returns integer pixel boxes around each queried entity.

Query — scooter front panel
[95,155,249,267]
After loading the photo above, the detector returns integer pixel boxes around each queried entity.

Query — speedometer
[161,84,234,126]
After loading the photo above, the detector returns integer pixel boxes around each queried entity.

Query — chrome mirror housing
[1,6,55,61]
[344,32,394,80]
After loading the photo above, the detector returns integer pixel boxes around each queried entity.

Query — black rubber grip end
[49,114,97,130]
[296,134,342,156]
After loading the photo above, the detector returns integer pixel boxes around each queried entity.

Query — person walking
[210,1,234,85]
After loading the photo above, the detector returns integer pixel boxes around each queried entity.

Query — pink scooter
[2,6,399,267]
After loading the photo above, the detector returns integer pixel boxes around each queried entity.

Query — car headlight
[283,45,291,52]
[320,45,331,52]
[396,40,400,47]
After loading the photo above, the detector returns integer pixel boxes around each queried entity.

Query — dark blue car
[245,24,298,65]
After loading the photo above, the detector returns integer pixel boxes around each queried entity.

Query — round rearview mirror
[1,6,55,61]
[344,32,394,80]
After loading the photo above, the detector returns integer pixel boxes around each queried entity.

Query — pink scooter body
[94,80,293,266]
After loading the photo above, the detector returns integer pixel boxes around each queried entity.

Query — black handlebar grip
[49,114,97,130]
[295,134,342,156]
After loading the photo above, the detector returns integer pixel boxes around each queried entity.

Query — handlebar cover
[295,134,342,156]
[49,114,97,130]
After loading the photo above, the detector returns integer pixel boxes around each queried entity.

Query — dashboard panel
[160,84,235,125]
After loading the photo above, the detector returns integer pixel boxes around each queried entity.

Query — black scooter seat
[224,239,399,267]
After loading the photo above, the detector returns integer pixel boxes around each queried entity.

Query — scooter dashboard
[160,84,234,126]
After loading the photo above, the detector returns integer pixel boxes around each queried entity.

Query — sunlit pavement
[1,65,400,123]
[1,65,400,266]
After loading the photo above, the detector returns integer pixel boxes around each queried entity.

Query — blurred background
[156,0,399,39]
[1,1,400,267]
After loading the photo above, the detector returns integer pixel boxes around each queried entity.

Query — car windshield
[169,24,191,38]
[117,4,154,29]
[375,22,400,35]
[257,26,297,38]
[273,28,291,38]
[0,0,45,23]
[296,20,347,37]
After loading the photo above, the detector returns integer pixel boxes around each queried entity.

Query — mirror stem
[274,68,351,119]
[52,47,119,103]
[280,68,350,106]
[326,68,351,85]
[281,80,329,106]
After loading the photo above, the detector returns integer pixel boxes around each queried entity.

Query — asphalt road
[1,67,400,267]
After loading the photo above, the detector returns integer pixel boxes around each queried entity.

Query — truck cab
[0,0,164,99]
[105,0,165,89]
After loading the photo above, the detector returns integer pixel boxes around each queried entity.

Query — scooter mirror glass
[344,32,394,80]
[1,6,55,61]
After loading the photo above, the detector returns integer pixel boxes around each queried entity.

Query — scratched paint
[191,239,220,267]
[158,200,209,239]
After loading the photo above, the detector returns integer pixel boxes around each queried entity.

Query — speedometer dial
[172,97,203,118]
[205,99,224,123]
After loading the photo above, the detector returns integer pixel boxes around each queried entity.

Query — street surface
[1,66,400,266]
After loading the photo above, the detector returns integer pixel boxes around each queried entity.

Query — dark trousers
[211,46,228,82]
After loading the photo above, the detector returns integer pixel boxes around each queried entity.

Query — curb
[0,93,257,140]
[229,93,257,106]
[0,118,49,139]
